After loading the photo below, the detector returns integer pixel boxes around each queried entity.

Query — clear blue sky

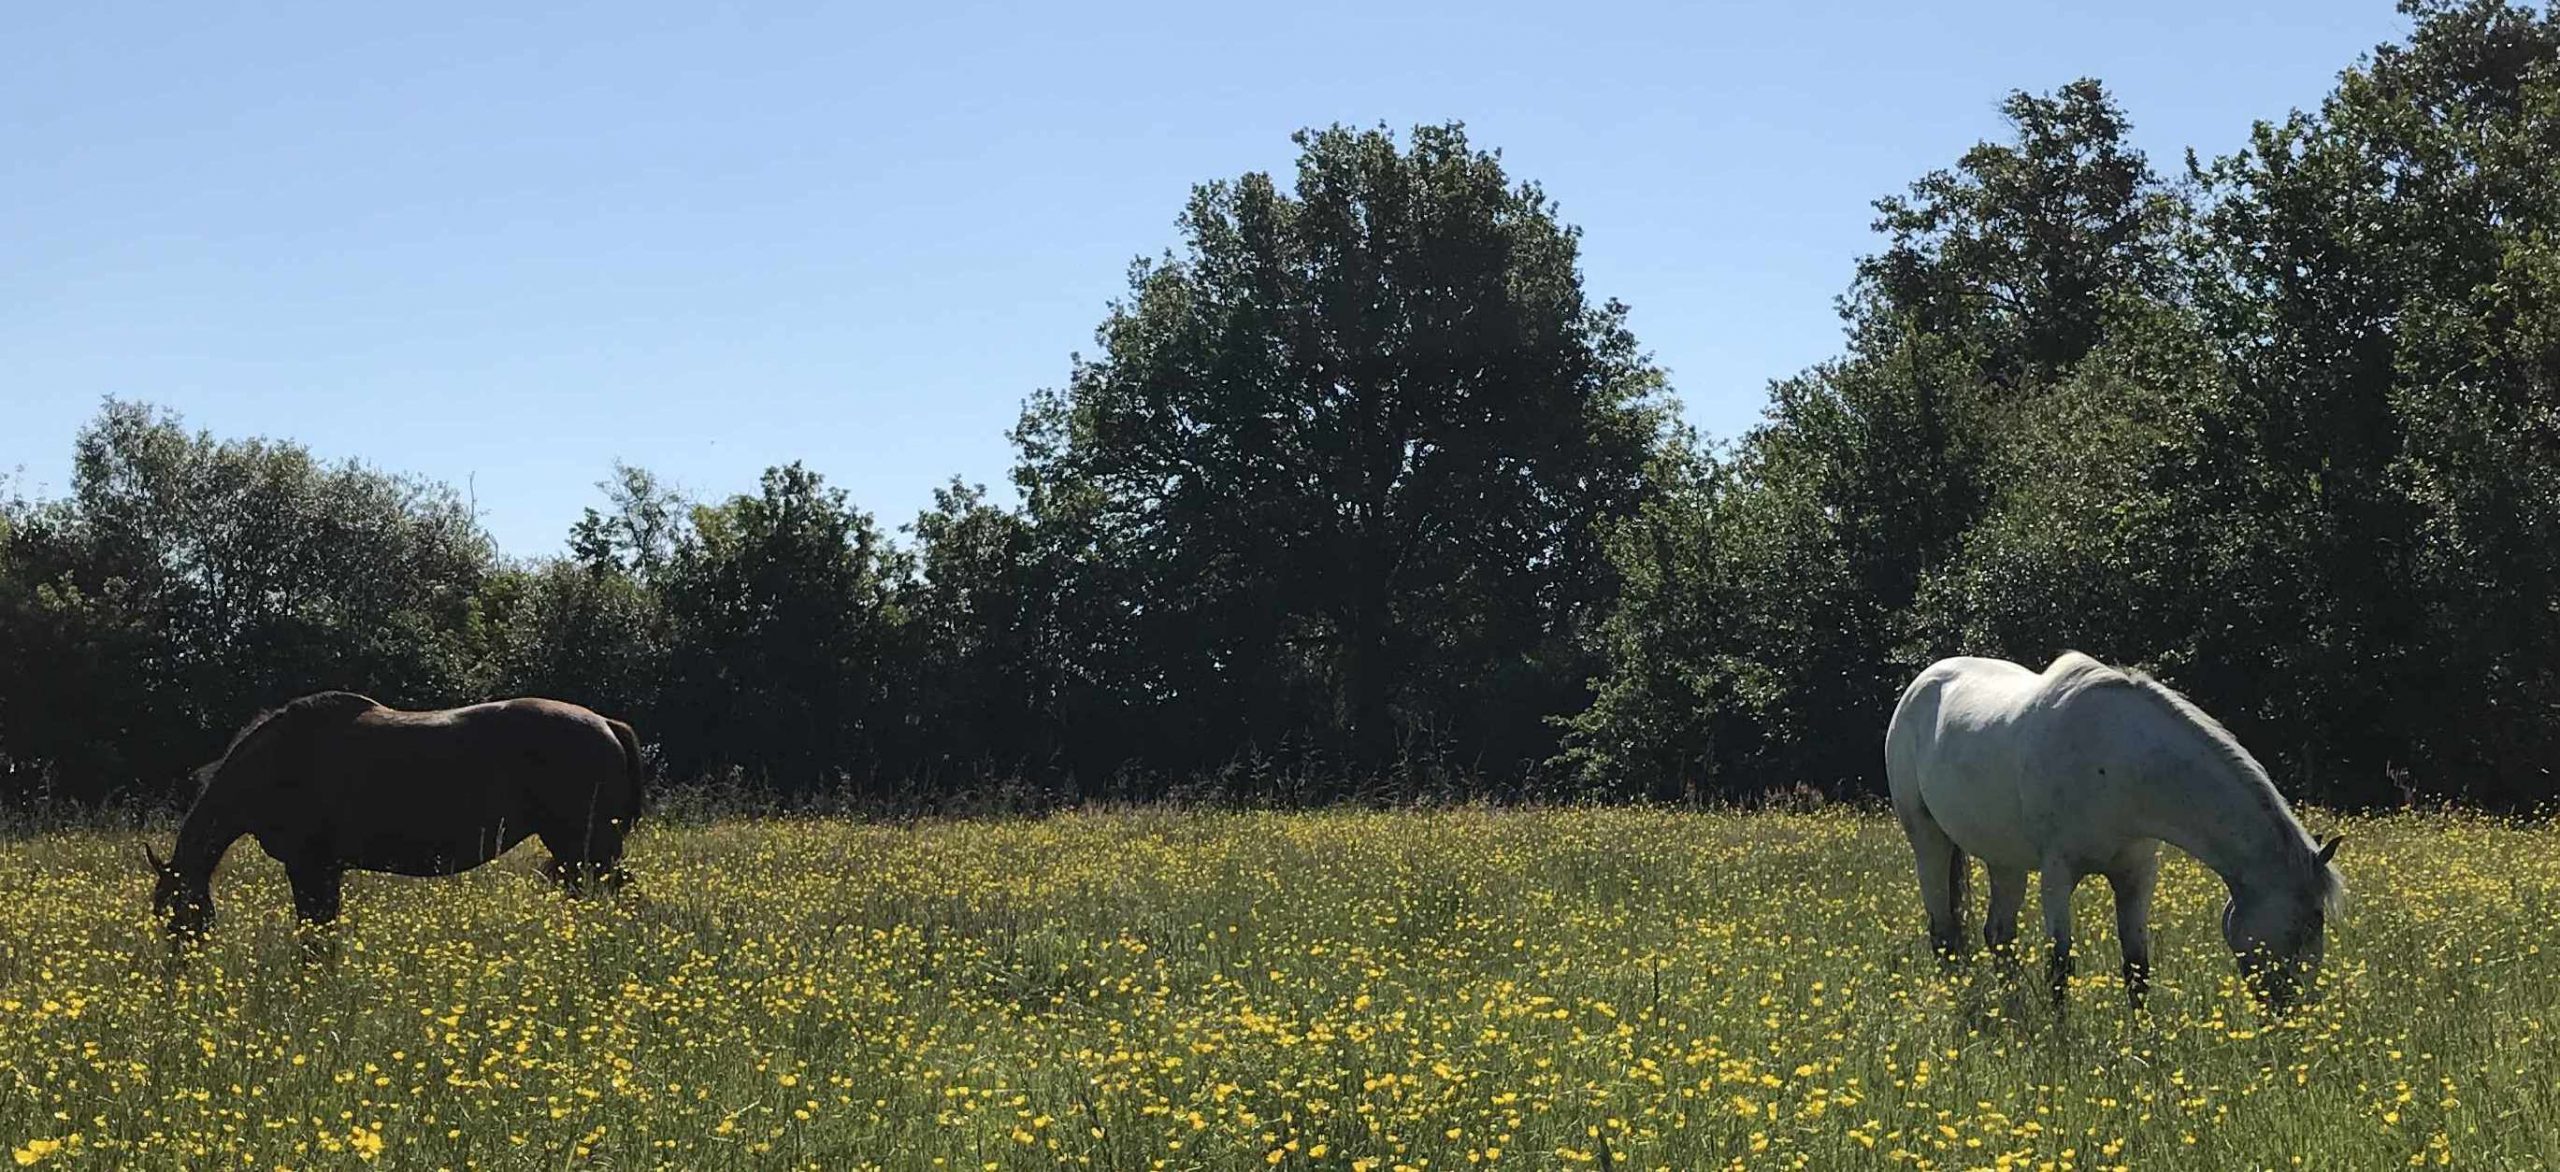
[4,1,2410,557]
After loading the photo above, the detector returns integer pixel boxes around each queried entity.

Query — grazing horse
[1885,653,2343,1011]
[148,692,645,941]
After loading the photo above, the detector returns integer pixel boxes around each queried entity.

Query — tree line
[5,0,2554,811]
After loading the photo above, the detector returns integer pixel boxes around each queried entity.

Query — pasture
[2,806,2554,1170]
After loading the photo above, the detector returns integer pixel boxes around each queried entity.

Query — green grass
[1,806,2554,1169]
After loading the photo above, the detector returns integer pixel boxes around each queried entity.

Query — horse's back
[1891,652,2188,870]
[360,695,606,731]
[1885,656,2042,781]
[319,697,635,854]
[349,698,626,783]
[1886,656,2055,869]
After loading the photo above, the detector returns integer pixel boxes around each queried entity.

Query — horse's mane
[193,691,383,792]
[2048,653,2347,914]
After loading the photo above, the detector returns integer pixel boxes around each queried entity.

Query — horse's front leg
[2039,865,2080,1010]
[286,859,344,964]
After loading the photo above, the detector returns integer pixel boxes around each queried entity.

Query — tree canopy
[1010,122,1670,785]
[6,1,2556,810]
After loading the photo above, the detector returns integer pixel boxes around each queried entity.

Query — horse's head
[2222,835,2344,1011]
[143,845,210,939]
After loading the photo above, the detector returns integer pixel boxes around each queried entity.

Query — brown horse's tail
[607,718,646,828]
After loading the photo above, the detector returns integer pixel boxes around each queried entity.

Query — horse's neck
[2138,749,2300,891]
[170,800,244,885]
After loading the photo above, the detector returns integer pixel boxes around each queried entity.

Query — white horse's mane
[2049,653,2347,914]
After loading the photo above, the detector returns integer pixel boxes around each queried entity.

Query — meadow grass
[0,805,2553,1170]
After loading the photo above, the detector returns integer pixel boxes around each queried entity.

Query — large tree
[1568,81,2186,797]
[654,462,910,795]
[1015,122,1670,782]
[2179,0,2560,802]
[897,479,1057,786]
[0,400,492,800]
[1857,79,2178,390]
[473,465,685,732]
[1576,4,2560,808]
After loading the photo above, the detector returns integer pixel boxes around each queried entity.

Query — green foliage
[1569,80,2182,798]
[471,560,668,724]
[1914,301,2272,683]
[900,479,1059,784]
[1560,441,1753,799]
[1013,122,1670,785]
[0,401,491,799]
[654,463,912,795]
[5,6,2558,808]
[1857,79,2180,387]
[2166,0,2560,801]
[567,462,684,580]
[1574,2,2560,806]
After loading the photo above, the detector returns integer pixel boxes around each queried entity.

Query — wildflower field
[1,807,2554,1171]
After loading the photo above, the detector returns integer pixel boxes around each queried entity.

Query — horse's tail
[606,718,646,828]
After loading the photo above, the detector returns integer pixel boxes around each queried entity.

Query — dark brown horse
[148,691,644,940]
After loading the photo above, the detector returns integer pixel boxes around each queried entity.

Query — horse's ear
[2314,835,2342,866]
[143,845,165,874]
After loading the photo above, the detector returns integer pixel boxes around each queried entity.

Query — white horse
[1885,652,2344,1010]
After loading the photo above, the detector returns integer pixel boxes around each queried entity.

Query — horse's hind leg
[1984,866,2028,961]
[1898,807,1969,965]
[286,860,344,963]
[287,861,343,927]
[2105,849,2160,1010]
